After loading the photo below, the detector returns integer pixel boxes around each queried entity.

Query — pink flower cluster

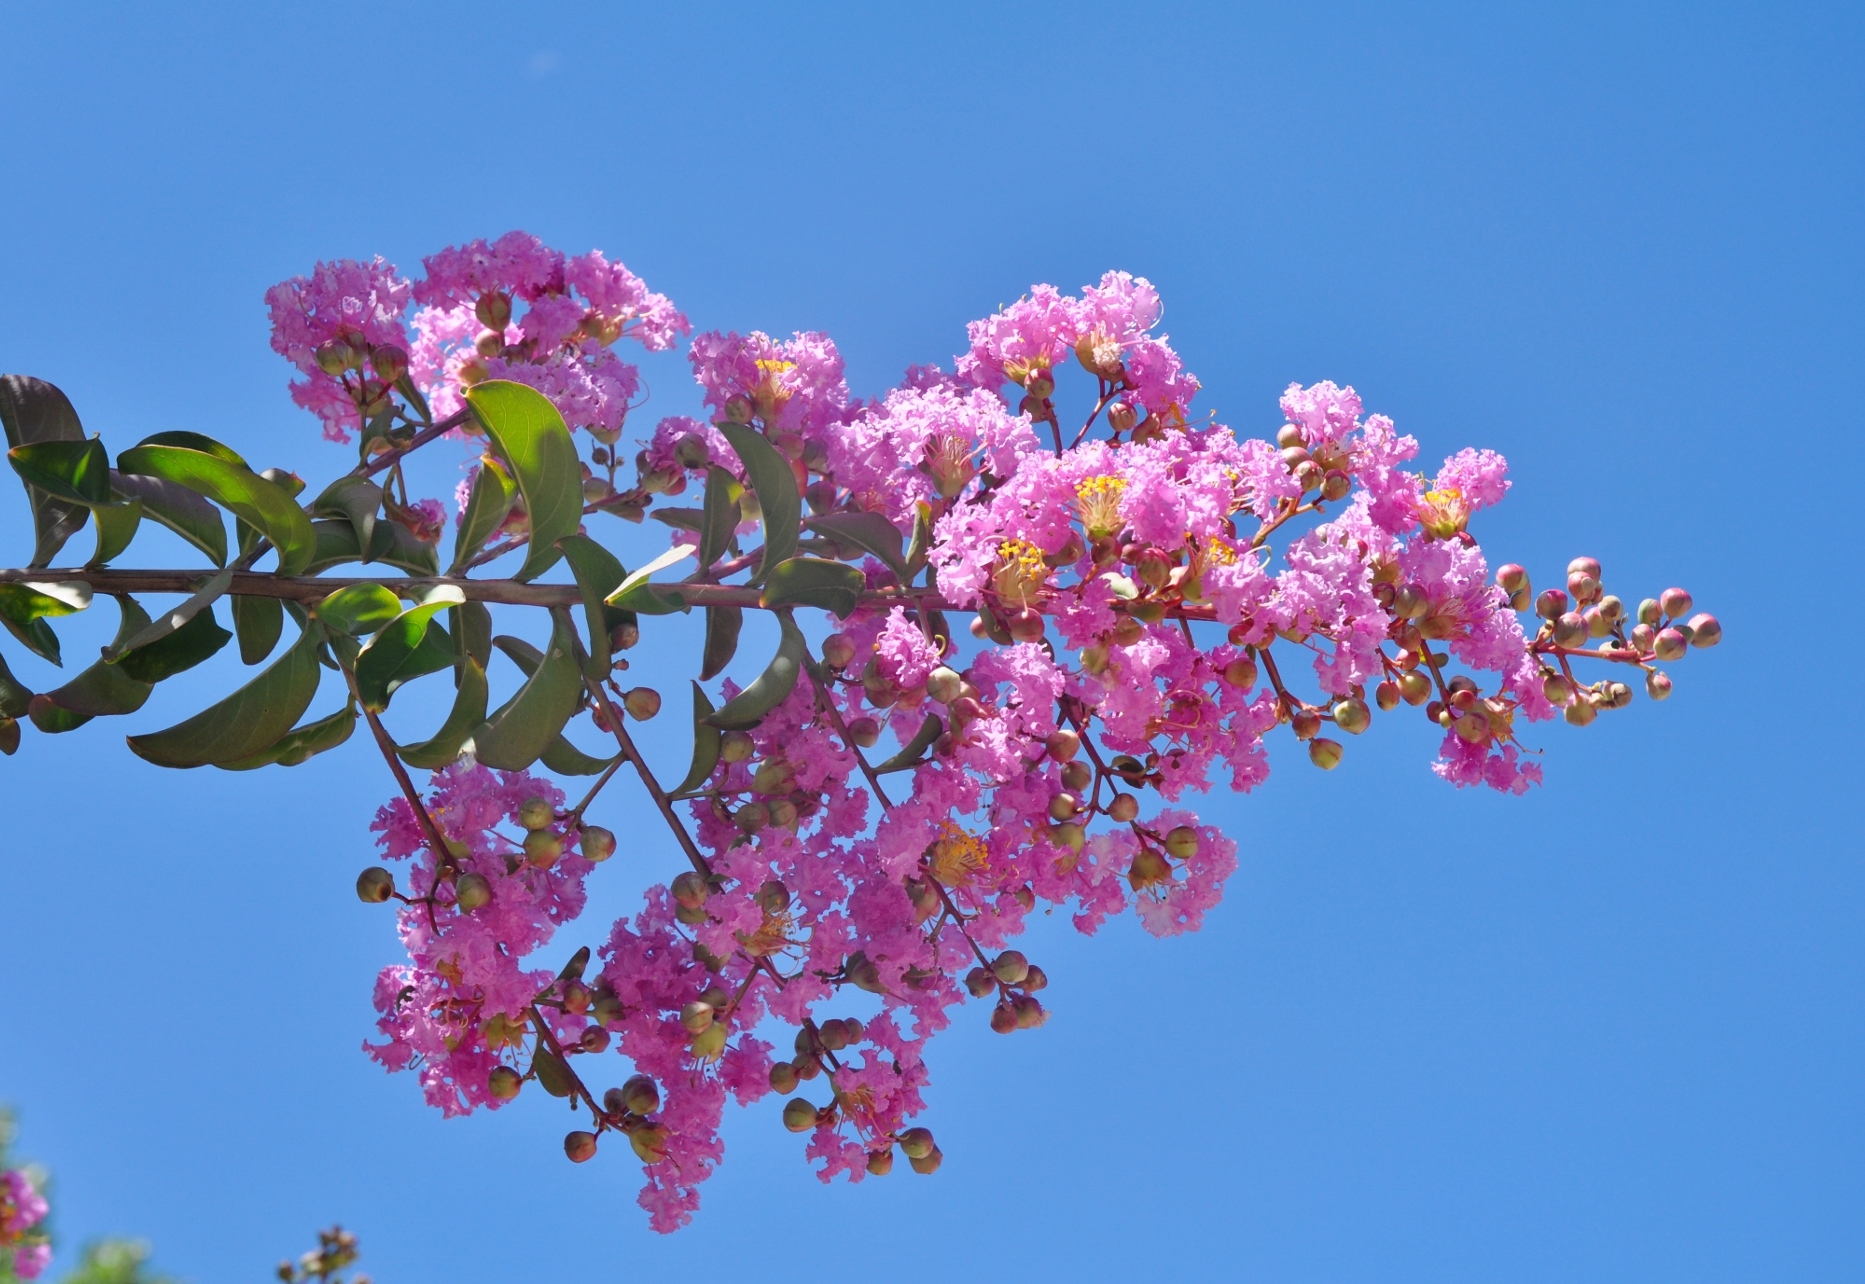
[336,252,1717,1232]
[1,1167,49,1280]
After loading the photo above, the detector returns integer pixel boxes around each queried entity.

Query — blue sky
[0,3,1859,1280]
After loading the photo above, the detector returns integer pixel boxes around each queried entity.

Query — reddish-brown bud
[1109,792,1140,822]
[965,966,996,998]
[1333,697,1370,735]
[1308,737,1343,769]
[1537,589,1571,620]
[488,1066,521,1100]
[1398,671,1433,705]
[564,1131,597,1163]
[866,1148,895,1176]
[1497,564,1530,596]
[1686,613,1721,647]
[783,1098,818,1132]
[1375,680,1401,711]
[523,830,563,870]
[1291,709,1322,740]
[1045,728,1081,761]
[821,632,856,669]
[1221,656,1258,689]
[991,950,1030,985]
[989,1003,1018,1034]
[1567,556,1601,580]
[769,1062,799,1094]
[1553,612,1589,648]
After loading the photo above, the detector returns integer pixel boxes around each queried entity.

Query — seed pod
[1163,826,1200,860]
[848,954,884,993]
[1060,759,1092,793]
[1653,628,1689,662]
[518,797,554,831]
[910,1146,944,1175]
[1080,644,1111,675]
[1645,670,1673,701]
[523,830,564,870]
[1309,738,1344,769]
[965,966,995,997]
[623,687,662,720]
[1221,656,1258,689]
[1109,792,1140,822]
[1659,587,1693,619]
[1333,697,1371,734]
[990,1003,1018,1034]
[991,950,1030,985]
[488,1066,521,1100]
[866,1148,895,1176]
[1453,712,1489,744]
[769,1061,799,1093]
[757,880,789,914]
[564,1131,597,1163]
[782,1097,818,1132]
[455,872,492,911]
[356,867,395,903]
[1686,613,1721,647]
[671,871,709,909]
[629,1124,669,1164]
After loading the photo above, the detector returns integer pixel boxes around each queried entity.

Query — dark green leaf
[28,598,155,730]
[0,579,89,661]
[353,587,465,711]
[0,376,91,565]
[904,501,934,580]
[449,455,516,572]
[556,533,626,679]
[805,510,908,581]
[541,734,618,775]
[874,712,944,773]
[648,507,705,533]
[126,622,324,768]
[700,466,741,568]
[700,605,742,682]
[101,567,233,661]
[116,441,316,574]
[604,544,694,616]
[233,595,284,665]
[672,682,722,795]
[135,430,246,464]
[89,498,142,565]
[532,1048,575,1098]
[474,612,583,771]
[317,582,404,636]
[305,519,440,576]
[717,423,799,583]
[452,600,493,674]
[0,649,31,718]
[114,601,232,683]
[759,556,866,618]
[221,703,356,770]
[111,470,227,566]
[307,476,382,560]
[7,438,109,505]
[464,382,583,582]
[492,634,544,674]
[397,657,489,770]
[707,613,806,731]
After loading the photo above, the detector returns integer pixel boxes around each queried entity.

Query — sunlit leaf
[353,587,465,711]
[317,582,404,636]
[671,682,722,796]
[7,438,109,506]
[760,556,866,618]
[717,423,799,583]
[604,542,695,615]
[117,439,316,574]
[0,376,91,566]
[111,470,227,566]
[307,475,382,560]
[450,455,516,572]
[465,382,582,582]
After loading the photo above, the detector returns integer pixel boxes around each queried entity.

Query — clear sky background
[0,3,1859,1281]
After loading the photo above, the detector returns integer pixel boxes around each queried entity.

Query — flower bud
[989,1002,1018,1034]
[691,1021,727,1060]
[680,1001,714,1034]
[1637,597,1663,626]
[488,1066,521,1100]
[472,290,512,331]
[1393,584,1429,620]
[523,830,563,869]
[722,394,754,424]
[1645,670,1673,700]
[1221,656,1258,689]
[1281,444,1311,470]
[1564,698,1598,726]
[580,1025,610,1052]
[1291,709,1321,740]
[1008,608,1046,643]
[564,1130,597,1163]
[1453,711,1489,744]
[581,826,616,863]
[767,799,799,829]
[474,328,505,359]
[1659,587,1693,619]
[924,666,963,705]
[1567,556,1601,579]
[355,866,395,903]
[1597,594,1625,623]
[1375,680,1401,712]
[1013,993,1046,1029]
[1686,613,1720,647]
[965,966,995,997]
[1605,680,1633,709]
[1320,469,1352,502]
[1109,792,1140,822]
[1542,673,1572,704]
[518,797,554,831]
[1584,606,1611,639]
[757,879,789,914]
[1333,697,1370,735]
[910,1145,944,1174]
[866,1148,895,1176]
[1398,671,1433,705]
[1567,571,1600,603]
[1308,737,1343,769]
[455,872,492,911]
[734,802,768,833]
[720,730,756,763]
[1163,825,1200,860]
[1047,793,1079,822]
[769,1062,799,1093]
[1629,622,1656,650]
[629,1124,669,1164]
[1552,612,1588,648]
[313,339,353,376]
[1053,821,1086,852]
[816,632,857,671]
[1536,589,1571,621]
[782,1097,818,1132]
[991,950,1030,985]
[1653,628,1689,662]
[1496,564,1530,596]
[1295,460,1325,492]
[1112,616,1146,646]
[623,687,662,720]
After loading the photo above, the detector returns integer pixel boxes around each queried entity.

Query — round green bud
[691,1021,727,1061]
[1564,698,1598,727]
[898,1126,935,1159]
[356,866,395,903]
[782,1097,818,1132]
[1375,680,1401,712]
[671,870,710,909]
[622,1073,659,1116]
[1221,656,1260,690]
[629,1124,669,1164]
[1163,825,1200,860]
[1109,792,1140,822]
[1542,674,1572,704]
[1053,821,1086,853]
[1046,728,1082,761]
[487,1066,521,1100]
[1060,759,1093,793]
[370,344,408,384]
[1645,670,1673,701]
[1398,671,1433,705]
[680,1000,715,1034]
[757,879,789,914]
[769,1062,799,1094]
[819,632,857,670]
[909,1145,944,1175]
[767,799,799,829]
[623,687,662,720]
[866,1148,895,1176]
[1013,993,1046,1029]
[720,730,756,763]
[991,950,1030,985]
[579,1025,610,1053]
[523,830,563,870]
[563,1130,597,1163]
[517,796,554,831]
[734,802,768,834]
[454,872,492,911]
[1308,738,1344,769]
[925,666,964,704]
[1047,792,1080,822]
[1333,697,1371,735]
[580,826,616,863]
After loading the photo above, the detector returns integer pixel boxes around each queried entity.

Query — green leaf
[0,579,90,661]
[453,600,493,674]
[450,455,516,572]
[759,556,866,618]
[648,507,705,534]
[89,497,142,565]
[114,600,232,683]
[700,604,742,682]
[307,476,382,560]
[316,582,404,636]
[556,533,626,680]
[671,682,722,795]
[111,470,227,566]
[707,613,806,730]
[135,430,247,464]
[220,703,356,770]
[700,466,742,568]
[101,567,234,661]
[8,438,109,505]
[541,733,619,776]
[464,381,582,582]
[353,587,466,711]
[604,543,695,616]
[126,622,324,768]
[474,613,582,771]
[875,712,944,773]
[28,597,156,731]
[805,510,909,581]
[233,594,284,665]
[0,649,32,719]
[717,423,800,583]
[305,519,441,576]
[396,657,489,770]
[117,440,316,574]
[532,1048,575,1098]
[904,501,934,580]
[0,376,91,565]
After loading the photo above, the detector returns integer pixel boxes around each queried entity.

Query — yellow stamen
[1074,475,1127,539]
[927,822,990,889]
